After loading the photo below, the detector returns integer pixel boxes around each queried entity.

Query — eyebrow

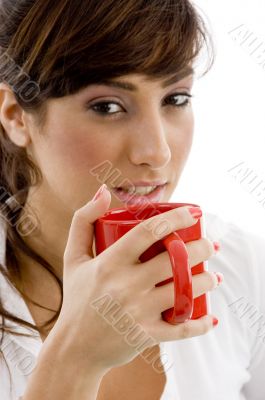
[97,67,194,92]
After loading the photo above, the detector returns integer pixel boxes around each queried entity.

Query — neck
[18,186,74,280]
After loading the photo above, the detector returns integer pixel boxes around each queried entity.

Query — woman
[0,1,264,399]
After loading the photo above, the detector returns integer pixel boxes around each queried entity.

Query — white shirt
[1,212,265,400]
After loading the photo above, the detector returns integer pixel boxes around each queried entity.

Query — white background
[171,0,265,239]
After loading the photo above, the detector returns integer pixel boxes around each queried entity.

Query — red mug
[94,202,209,325]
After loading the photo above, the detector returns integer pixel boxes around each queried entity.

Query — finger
[153,314,217,343]
[105,206,201,265]
[186,238,216,266]
[147,271,220,313]
[137,238,216,288]
[64,185,111,270]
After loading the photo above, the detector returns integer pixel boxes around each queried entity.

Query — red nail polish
[93,184,107,202]
[213,241,221,252]
[212,317,219,327]
[188,207,202,219]
[215,272,224,284]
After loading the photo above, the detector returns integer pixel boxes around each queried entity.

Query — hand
[55,185,222,373]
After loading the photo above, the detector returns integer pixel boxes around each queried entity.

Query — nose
[127,111,171,169]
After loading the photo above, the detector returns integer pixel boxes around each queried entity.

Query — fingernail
[214,272,224,285]
[213,241,221,252]
[93,184,107,202]
[187,206,202,219]
[212,317,219,327]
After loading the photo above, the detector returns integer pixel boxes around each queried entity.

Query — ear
[0,83,31,148]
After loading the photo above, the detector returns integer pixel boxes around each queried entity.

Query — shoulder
[204,212,265,382]
[204,211,265,325]
[204,210,264,248]
[204,211,265,279]
[0,331,35,400]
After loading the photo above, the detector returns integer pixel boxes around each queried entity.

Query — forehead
[79,68,194,94]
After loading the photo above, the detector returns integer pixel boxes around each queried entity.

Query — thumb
[64,184,111,270]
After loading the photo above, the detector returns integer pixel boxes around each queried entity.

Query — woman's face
[26,72,194,214]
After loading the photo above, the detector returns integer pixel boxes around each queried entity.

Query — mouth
[112,183,168,205]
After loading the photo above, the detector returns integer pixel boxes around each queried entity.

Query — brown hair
[0,0,214,339]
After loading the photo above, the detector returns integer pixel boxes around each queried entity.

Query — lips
[117,180,168,188]
[112,183,167,205]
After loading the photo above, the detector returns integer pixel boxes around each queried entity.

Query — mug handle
[160,232,193,324]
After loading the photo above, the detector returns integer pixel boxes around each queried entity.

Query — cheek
[35,120,125,198]
[32,121,125,210]
[170,111,194,159]
[38,122,113,170]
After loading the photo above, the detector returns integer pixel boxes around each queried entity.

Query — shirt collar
[0,215,7,266]
[0,214,42,355]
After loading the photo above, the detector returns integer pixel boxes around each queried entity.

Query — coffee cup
[94,202,209,325]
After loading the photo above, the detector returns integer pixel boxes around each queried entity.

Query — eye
[88,92,193,118]
[90,101,123,116]
[164,92,193,108]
